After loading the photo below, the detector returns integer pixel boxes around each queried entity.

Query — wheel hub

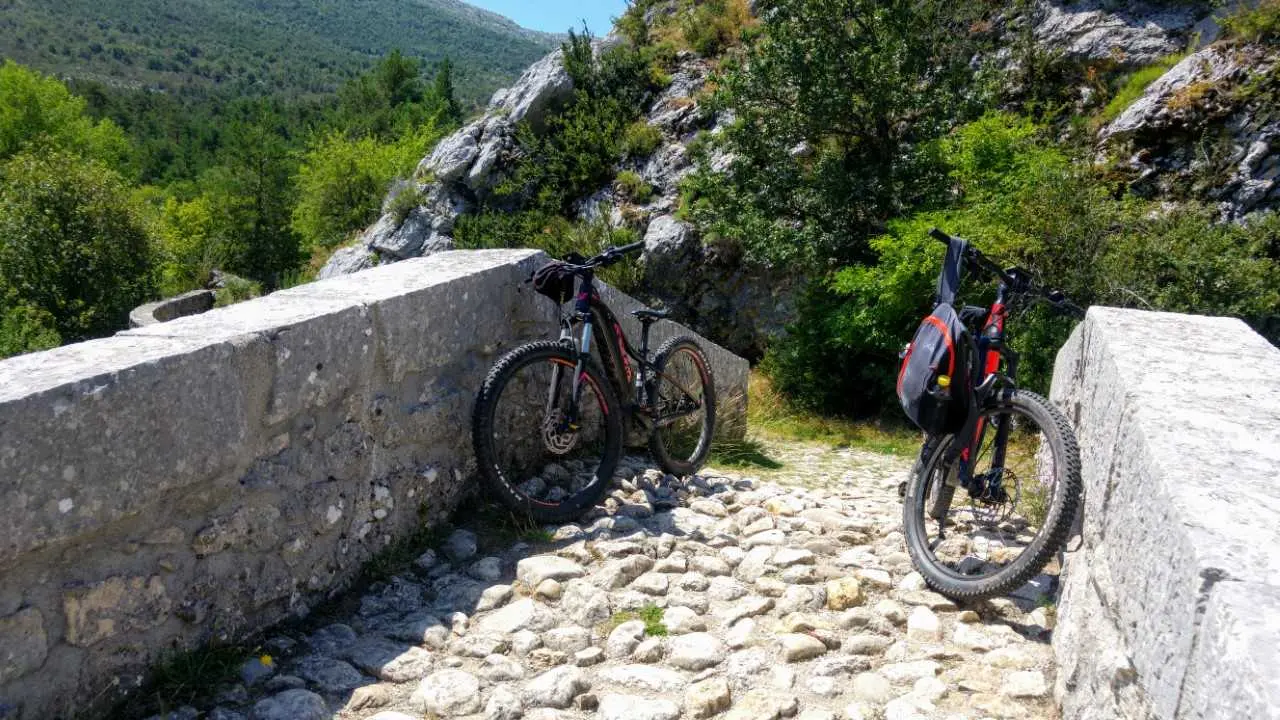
[541,409,579,455]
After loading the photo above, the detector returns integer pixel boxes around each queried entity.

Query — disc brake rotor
[541,409,579,455]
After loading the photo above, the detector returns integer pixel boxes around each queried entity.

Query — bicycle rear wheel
[902,389,1081,601]
[647,336,716,476]
[472,341,624,523]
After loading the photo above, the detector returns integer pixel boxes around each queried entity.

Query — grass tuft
[1099,54,1185,123]
[606,603,668,637]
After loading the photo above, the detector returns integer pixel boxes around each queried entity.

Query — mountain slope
[0,0,562,102]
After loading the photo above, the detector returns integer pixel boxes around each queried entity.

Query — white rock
[410,669,481,715]
[607,620,646,658]
[522,666,589,709]
[778,633,828,662]
[850,672,893,704]
[517,556,586,587]
[599,694,681,720]
[668,632,727,670]
[685,677,733,718]
[880,660,941,684]
[596,664,688,692]
[906,606,942,642]
[476,598,556,635]
[1002,670,1049,698]
[485,686,523,720]
[632,637,665,663]
[664,605,707,634]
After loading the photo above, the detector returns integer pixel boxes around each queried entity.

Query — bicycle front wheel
[648,336,716,476]
[472,341,624,523]
[902,389,1081,601]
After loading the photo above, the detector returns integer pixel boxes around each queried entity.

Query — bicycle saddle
[631,308,670,322]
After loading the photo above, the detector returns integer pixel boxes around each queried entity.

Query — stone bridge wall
[1049,307,1280,720]
[0,249,748,719]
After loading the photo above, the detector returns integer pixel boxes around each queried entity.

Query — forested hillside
[0,0,559,103]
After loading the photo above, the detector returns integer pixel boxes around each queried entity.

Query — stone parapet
[1049,307,1280,720]
[0,249,747,718]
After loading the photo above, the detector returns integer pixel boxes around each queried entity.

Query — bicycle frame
[956,281,1020,494]
[556,268,702,432]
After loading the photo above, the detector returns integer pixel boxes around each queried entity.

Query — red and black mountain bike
[899,228,1085,601]
[472,242,716,523]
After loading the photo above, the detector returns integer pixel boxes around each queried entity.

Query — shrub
[0,151,154,344]
[614,170,654,203]
[763,112,1280,416]
[1221,0,1280,43]
[0,60,129,168]
[455,211,643,292]
[491,30,659,216]
[214,275,263,307]
[0,299,61,359]
[292,120,446,251]
[621,120,664,159]
[681,0,993,268]
[678,0,753,56]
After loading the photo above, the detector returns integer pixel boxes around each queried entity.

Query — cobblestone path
[158,442,1060,720]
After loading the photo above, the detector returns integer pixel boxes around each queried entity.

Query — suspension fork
[561,273,597,428]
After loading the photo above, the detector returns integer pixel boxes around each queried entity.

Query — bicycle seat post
[630,308,669,361]
[638,315,654,361]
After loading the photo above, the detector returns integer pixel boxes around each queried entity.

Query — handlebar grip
[615,241,646,256]
[929,228,952,245]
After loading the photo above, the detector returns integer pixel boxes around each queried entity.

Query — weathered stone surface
[492,50,575,131]
[518,556,586,587]
[250,689,328,720]
[1051,308,1280,720]
[421,125,480,183]
[63,575,171,647]
[1034,0,1205,66]
[599,693,680,720]
[1101,45,1251,141]
[522,665,589,709]
[0,607,46,684]
[410,669,481,715]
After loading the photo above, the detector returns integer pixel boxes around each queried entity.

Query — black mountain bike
[472,242,717,523]
[902,228,1085,601]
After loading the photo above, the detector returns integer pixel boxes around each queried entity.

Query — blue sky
[466,1,630,34]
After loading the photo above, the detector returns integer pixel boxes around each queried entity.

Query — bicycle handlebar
[559,241,646,272]
[928,227,1085,319]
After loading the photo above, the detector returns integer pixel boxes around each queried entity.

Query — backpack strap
[935,237,968,306]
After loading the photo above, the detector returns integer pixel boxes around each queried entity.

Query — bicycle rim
[652,344,712,469]
[487,354,615,511]
[908,397,1065,590]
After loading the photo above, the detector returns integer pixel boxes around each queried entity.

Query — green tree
[200,101,302,287]
[683,0,995,267]
[432,57,462,123]
[0,60,128,167]
[292,119,448,251]
[378,49,422,107]
[0,151,154,346]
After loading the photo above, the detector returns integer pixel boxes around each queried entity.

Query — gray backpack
[897,239,973,434]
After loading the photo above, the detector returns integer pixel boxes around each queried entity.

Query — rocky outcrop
[1098,44,1279,221]
[323,39,794,359]
[1033,0,1210,66]
[320,48,574,278]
